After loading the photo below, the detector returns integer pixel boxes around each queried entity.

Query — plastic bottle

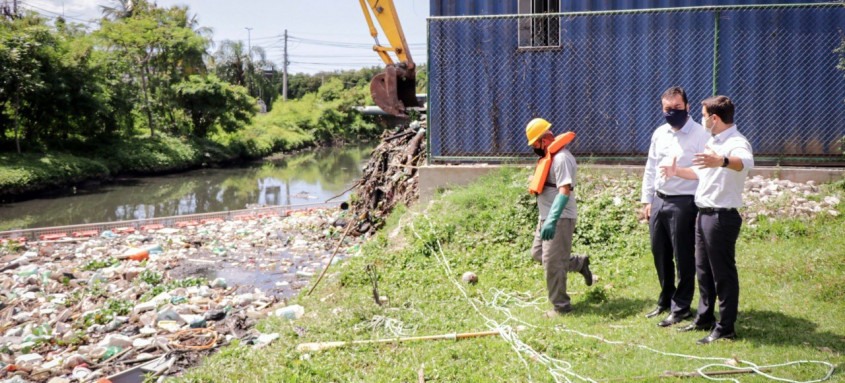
[100,346,122,361]
[274,304,305,320]
[125,248,149,261]
[72,364,92,380]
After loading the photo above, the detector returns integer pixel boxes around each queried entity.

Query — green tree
[211,40,278,108]
[100,0,142,20]
[211,40,248,87]
[0,17,46,152]
[173,74,256,137]
[97,2,209,137]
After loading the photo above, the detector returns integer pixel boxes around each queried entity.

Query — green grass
[173,167,844,383]
[0,152,110,197]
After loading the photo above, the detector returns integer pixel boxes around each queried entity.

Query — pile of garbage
[349,119,427,236]
[0,208,362,383]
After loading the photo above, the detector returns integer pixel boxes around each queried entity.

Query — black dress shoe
[657,311,692,327]
[697,330,736,345]
[678,322,715,332]
[645,306,669,319]
[580,257,593,286]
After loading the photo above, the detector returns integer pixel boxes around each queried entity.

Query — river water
[0,144,374,231]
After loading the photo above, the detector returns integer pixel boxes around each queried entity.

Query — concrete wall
[418,164,845,203]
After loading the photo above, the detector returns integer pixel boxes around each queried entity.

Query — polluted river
[0,144,378,382]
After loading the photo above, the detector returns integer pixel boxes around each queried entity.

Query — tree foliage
[211,40,277,109]
[1,3,396,155]
[174,75,256,138]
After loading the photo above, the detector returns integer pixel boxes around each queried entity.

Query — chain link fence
[427,3,845,165]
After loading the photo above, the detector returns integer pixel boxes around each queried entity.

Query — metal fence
[427,3,845,165]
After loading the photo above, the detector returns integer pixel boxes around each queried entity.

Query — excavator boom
[359,0,420,117]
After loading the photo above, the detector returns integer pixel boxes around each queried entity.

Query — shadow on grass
[739,309,845,351]
[578,297,653,320]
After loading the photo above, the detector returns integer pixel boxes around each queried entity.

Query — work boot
[580,257,593,286]
[545,306,572,318]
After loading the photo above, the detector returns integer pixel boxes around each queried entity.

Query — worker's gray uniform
[531,148,587,312]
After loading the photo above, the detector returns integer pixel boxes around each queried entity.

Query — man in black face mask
[640,87,710,327]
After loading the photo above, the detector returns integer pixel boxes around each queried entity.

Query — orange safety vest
[529,132,576,195]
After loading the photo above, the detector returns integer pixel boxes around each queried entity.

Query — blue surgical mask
[663,108,688,129]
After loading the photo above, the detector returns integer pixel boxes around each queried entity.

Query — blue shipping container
[427,1,845,163]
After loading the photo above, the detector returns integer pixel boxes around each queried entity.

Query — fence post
[711,10,721,97]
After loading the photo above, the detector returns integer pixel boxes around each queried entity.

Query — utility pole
[245,27,253,60]
[283,29,288,101]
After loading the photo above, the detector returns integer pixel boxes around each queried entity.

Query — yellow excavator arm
[358,0,420,117]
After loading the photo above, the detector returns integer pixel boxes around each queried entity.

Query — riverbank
[173,168,844,382]
[0,143,374,231]
[0,127,315,203]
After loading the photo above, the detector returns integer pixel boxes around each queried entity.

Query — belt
[698,207,738,213]
[656,191,693,199]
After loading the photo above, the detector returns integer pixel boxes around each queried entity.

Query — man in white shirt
[641,87,709,327]
[660,95,754,345]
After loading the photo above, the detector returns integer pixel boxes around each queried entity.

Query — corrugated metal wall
[430,0,834,16]
[427,1,845,163]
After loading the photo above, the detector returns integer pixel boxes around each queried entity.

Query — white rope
[353,315,417,337]
[407,214,835,383]
[409,218,596,383]
[557,326,835,382]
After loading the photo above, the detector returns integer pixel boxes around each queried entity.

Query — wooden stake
[306,220,355,296]
[296,329,506,352]
[663,367,770,378]
[605,367,770,381]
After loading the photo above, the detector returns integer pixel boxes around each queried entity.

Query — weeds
[175,168,845,383]
[82,258,120,271]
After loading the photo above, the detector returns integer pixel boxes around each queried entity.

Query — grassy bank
[174,167,844,382]
[0,107,319,200]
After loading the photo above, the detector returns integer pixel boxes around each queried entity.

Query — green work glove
[541,194,569,240]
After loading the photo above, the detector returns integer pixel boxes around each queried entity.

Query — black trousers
[694,209,742,334]
[648,194,697,315]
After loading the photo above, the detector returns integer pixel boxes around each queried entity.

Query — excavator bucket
[370,65,420,117]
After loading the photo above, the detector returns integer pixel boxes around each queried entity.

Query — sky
[15,0,431,74]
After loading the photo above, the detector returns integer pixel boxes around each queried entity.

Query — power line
[288,35,425,49]
[18,1,97,24]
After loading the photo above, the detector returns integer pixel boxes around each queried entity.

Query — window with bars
[518,0,561,48]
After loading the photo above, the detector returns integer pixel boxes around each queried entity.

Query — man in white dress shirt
[661,95,754,345]
[641,87,710,327]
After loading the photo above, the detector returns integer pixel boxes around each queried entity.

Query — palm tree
[100,0,137,20]
[213,40,249,86]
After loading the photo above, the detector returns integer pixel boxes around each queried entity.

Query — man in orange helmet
[526,118,593,317]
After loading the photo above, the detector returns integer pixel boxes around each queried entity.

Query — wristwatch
[721,156,729,168]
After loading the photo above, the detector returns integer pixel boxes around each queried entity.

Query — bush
[0,152,109,198]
